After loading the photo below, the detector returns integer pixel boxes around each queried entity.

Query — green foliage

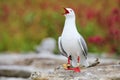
[23,12,35,25]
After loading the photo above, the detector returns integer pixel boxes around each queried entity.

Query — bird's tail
[83,59,89,67]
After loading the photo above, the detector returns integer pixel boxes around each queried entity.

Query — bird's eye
[70,10,72,12]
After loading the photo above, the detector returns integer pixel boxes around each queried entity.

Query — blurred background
[0,0,120,80]
[0,0,120,54]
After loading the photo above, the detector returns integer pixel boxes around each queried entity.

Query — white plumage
[58,8,89,67]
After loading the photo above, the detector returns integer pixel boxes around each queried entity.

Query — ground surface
[0,52,120,80]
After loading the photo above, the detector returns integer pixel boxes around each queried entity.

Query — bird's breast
[61,36,81,55]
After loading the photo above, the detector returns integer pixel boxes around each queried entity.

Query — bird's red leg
[65,56,80,72]
[68,56,70,64]
[67,56,71,68]
[77,56,80,63]
[73,56,80,72]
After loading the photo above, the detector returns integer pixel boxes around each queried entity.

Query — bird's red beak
[63,8,69,15]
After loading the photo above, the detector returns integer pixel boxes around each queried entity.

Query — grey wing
[78,36,88,59]
[58,37,68,57]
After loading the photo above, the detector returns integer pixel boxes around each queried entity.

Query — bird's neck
[62,17,78,35]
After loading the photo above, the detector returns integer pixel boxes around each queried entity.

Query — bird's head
[63,8,75,18]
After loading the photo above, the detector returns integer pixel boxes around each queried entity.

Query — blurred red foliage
[0,4,10,22]
[109,28,120,40]
[88,36,104,45]
[107,8,120,27]
[85,8,98,20]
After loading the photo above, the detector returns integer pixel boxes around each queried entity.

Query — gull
[58,8,89,68]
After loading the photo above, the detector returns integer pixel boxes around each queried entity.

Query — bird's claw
[62,63,71,69]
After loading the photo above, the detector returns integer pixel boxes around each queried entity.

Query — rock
[30,65,120,80]
[35,38,56,53]
[0,53,120,80]
[0,77,28,80]
[31,72,49,80]
[0,65,32,78]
